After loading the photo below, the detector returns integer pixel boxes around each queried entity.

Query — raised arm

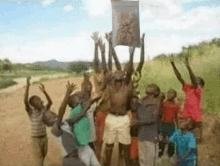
[24,76,32,115]
[105,32,112,71]
[169,55,185,85]
[125,46,135,85]
[98,38,107,72]
[58,82,76,128]
[39,84,52,110]
[92,32,100,73]
[66,95,101,124]
[136,33,145,74]
[184,55,197,88]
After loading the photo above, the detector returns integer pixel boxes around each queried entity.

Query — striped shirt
[29,109,46,137]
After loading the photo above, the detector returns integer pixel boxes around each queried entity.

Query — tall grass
[138,45,220,113]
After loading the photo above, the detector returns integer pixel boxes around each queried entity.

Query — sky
[0,0,220,63]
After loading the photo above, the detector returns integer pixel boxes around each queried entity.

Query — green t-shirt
[70,104,90,146]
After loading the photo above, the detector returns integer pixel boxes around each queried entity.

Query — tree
[68,61,89,73]
[2,58,12,72]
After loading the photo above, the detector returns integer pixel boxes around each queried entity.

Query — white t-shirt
[86,103,97,142]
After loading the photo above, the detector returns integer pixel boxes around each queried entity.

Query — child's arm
[67,95,102,125]
[136,33,145,74]
[169,55,185,85]
[66,101,91,125]
[38,84,52,110]
[184,55,197,88]
[24,76,32,115]
[58,81,76,128]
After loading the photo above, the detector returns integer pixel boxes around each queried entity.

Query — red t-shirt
[162,102,180,124]
[182,83,203,122]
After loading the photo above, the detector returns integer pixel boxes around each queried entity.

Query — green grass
[0,78,17,89]
[138,46,220,113]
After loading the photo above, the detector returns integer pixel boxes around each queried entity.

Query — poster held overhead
[111,0,140,48]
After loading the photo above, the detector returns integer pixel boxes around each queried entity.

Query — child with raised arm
[131,84,162,166]
[169,115,197,166]
[47,81,101,166]
[24,76,52,166]
[170,55,204,143]
[159,89,181,158]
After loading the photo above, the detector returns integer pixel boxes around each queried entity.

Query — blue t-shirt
[169,130,197,160]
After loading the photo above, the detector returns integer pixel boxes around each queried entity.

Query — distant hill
[33,59,93,70]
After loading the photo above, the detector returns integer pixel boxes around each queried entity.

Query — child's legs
[31,136,48,166]
[139,140,158,166]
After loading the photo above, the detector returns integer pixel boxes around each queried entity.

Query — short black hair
[146,84,160,97]
[29,95,40,107]
[68,92,82,108]
[168,89,177,98]
[197,77,205,87]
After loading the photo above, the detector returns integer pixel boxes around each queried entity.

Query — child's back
[70,104,90,146]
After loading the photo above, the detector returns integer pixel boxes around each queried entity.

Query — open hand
[38,84,46,93]
[66,81,76,95]
[98,38,105,51]
[184,55,189,66]
[129,46,135,56]
[91,32,99,44]
[169,54,174,63]
[105,31,112,42]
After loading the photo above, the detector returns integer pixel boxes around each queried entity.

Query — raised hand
[141,33,145,44]
[184,55,189,66]
[66,81,76,95]
[26,76,31,85]
[129,46,135,56]
[98,38,105,51]
[38,83,46,93]
[105,31,112,42]
[91,32,99,44]
[169,54,174,63]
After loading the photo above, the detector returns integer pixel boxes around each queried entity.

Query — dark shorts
[179,159,196,166]
[159,123,176,138]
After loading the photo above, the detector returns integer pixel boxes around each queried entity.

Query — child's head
[68,91,82,108]
[196,77,205,87]
[145,84,160,97]
[167,89,177,101]
[178,114,193,131]
[29,95,44,110]
[81,73,92,93]
[43,110,58,127]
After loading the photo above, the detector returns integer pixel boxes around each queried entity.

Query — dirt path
[0,76,122,166]
[1,76,219,166]
[0,77,84,166]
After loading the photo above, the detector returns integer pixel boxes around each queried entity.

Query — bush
[68,62,89,73]
[0,78,17,89]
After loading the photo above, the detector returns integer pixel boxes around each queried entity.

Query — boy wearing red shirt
[159,89,180,158]
[170,55,205,143]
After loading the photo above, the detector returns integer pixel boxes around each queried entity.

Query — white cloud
[181,0,209,3]
[63,5,74,12]
[82,0,111,16]
[42,0,56,6]
[155,6,220,31]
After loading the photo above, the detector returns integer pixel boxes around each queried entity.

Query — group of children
[128,55,204,166]
[23,54,204,166]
